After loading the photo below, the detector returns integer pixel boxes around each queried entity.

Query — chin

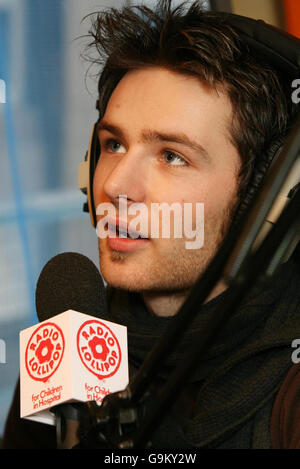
[100,258,199,293]
[99,257,148,291]
[103,274,152,292]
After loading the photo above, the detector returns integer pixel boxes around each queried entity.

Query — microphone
[35,252,106,322]
[19,252,129,449]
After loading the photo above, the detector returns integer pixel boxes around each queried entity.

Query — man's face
[93,67,241,293]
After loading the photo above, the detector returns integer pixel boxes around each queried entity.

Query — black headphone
[78,12,300,230]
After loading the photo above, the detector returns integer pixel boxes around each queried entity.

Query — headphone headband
[223,13,300,77]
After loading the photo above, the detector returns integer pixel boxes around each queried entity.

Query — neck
[142,280,228,317]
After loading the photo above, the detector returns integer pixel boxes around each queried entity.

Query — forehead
[103,67,233,144]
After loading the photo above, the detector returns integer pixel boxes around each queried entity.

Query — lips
[106,216,149,240]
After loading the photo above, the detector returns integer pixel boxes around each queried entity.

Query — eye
[163,151,187,167]
[103,138,126,154]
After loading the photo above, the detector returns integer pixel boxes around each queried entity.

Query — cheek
[182,177,239,233]
[201,168,239,207]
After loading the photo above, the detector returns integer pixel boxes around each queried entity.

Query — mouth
[106,217,149,240]
[105,217,150,252]
[115,225,148,240]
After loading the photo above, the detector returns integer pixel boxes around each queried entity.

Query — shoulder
[270,363,300,449]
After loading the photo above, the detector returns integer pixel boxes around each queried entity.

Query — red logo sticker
[77,320,121,380]
[25,322,65,382]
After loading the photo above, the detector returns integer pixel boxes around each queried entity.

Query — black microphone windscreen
[35,252,106,322]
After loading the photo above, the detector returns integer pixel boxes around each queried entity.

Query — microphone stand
[78,114,300,449]
[51,403,84,449]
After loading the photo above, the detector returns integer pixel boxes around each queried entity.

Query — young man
[3,0,300,448]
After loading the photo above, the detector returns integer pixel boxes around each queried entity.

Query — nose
[102,147,148,206]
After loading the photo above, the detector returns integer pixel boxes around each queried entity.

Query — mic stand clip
[76,387,150,449]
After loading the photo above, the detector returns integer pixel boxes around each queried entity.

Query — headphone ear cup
[78,123,100,228]
[232,133,299,259]
[89,123,101,228]
[234,136,285,224]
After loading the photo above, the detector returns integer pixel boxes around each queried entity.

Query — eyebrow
[97,120,210,161]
